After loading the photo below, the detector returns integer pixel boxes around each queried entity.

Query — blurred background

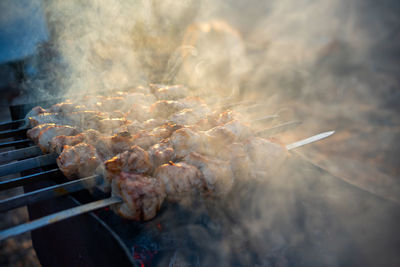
[0,0,399,265]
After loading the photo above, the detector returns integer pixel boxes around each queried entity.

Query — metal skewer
[286,131,334,150]
[0,169,61,190]
[0,154,57,177]
[0,139,32,149]
[0,128,28,139]
[0,119,25,131]
[0,197,121,241]
[0,175,102,212]
[0,146,41,164]
[0,130,334,240]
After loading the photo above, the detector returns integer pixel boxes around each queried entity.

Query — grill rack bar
[0,139,32,149]
[0,146,41,164]
[0,128,28,139]
[0,197,122,241]
[0,168,62,191]
[0,119,25,131]
[0,154,57,177]
[0,175,102,212]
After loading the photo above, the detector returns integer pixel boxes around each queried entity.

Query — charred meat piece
[111,172,166,221]
[132,123,182,150]
[96,118,130,134]
[201,120,253,156]
[57,143,102,179]
[124,92,156,107]
[105,145,153,183]
[149,97,207,119]
[49,129,102,155]
[154,85,188,100]
[168,108,206,126]
[125,103,151,122]
[150,100,187,119]
[148,139,175,168]
[28,113,61,127]
[154,162,204,202]
[50,134,85,154]
[67,110,108,130]
[37,125,80,153]
[48,102,85,114]
[183,152,234,197]
[89,131,135,161]
[170,127,205,158]
[25,106,47,119]
[27,123,56,143]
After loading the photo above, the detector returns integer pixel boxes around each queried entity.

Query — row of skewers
[0,84,333,240]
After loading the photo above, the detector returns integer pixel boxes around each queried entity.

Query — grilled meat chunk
[111,172,166,221]
[27,123,56,143]
[154,85,188,100]
[48,102,85,114]
[124,92,156,107]
[97,118,129,134]
[132,123,182,150]
[154,162,204,202]
[125,103,151,122]
[183,152,234,196]
[37,125,80,153]
[50,134,85,154]
[105,145,153,183]
[67,110,108,130]
[150,100,187,118]
[170,127,205,158]
[57,143,102,179]
[25,106,47,119]
[28,113,61,127]
[148,139,175,168]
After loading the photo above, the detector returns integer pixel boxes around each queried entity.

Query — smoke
[20,0,400,265]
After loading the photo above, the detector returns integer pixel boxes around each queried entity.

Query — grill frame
[0,99,399,266]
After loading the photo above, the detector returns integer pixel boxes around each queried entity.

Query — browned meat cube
[37,125,80,153]
[125,103,151,122]
[183,152,234,196]
[57,143,102,179]
[27,123,56,143]
[170,127,205,158]
[154,85,188,100]
[28,113,61,127]
[148,139,175,168]
[50,134,85,154]
[154,162,204,202]
[104,145,153,183]
[111,172,166,221]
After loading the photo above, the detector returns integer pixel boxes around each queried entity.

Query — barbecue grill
[1,98,400,267]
